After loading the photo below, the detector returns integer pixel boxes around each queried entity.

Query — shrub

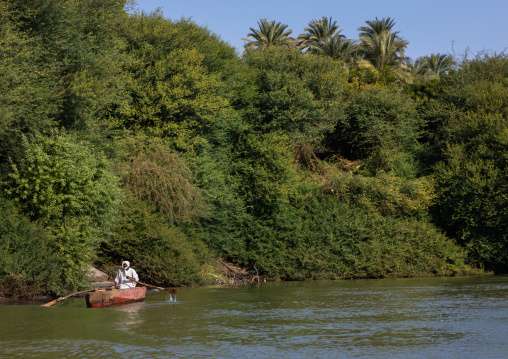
[119,138,207,224]
[0,197,60,298]
[327,171,436,219]
[99,195,211,286]
[3,130,122,290]
[327,86,422,178]
[239,188,478,280]
[432,112,508,271]
[231,131,298,217]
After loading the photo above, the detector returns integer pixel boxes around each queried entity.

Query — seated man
[114,261,139,289]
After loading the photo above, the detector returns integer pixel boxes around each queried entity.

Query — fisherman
[114,261,139,289]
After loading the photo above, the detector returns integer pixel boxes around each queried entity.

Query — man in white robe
[114,261,139,289]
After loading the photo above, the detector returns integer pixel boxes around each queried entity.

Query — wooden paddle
[42,288,101,307]
[126,276,179,295]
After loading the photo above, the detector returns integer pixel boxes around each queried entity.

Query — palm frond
[242,18,297,51]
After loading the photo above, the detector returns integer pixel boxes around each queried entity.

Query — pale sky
[132,0,508,60]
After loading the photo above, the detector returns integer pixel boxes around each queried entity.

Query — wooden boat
[85,287,147,308]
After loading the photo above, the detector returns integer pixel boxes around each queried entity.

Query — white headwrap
[122,261,130,269]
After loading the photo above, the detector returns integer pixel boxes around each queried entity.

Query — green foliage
[432,112,508,271]
[242,48,346,145]
[116,12,239,155]
[450,52,508,85]
[405,79,447,101]
[356,17,409,82]
[125,11,238,72]
[348,66,397,87]
[2,6,503,297]
[100,195,211,286]
[118,135,207,224]
[0,197,61,298]
[239,190,476,280]
[326,172,436,219]
[231,131,298,217]
[327,86,422,178]
[160,15,238,72]
[447,80,508,118]
[0,0,131,175]
[357,17,408,69]
[3,130,122,290]
[188,147,253,259]
[298,16,343,54]
[429,54,508,271]
[0,2,58,174]
[242,18,297,51]
[9,0,130,128]
[415,53,456,80]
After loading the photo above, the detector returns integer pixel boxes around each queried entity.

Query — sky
[131,0,508,60]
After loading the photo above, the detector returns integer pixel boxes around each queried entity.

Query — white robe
[115,267,139,289]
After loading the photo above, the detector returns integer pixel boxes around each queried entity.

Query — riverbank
[0,256,487,303]
[0,272,492,304]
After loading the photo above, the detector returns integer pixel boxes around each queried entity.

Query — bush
[242,48,346,145]
[326,171,436,219]
[327,86,422,178]
[231,131,298,217]
[430,55,508,272]
[118,137,207,224]
[99,195,211,286]
[432,112,508,271]
[0,197,61,298]
[3,130,122,290]
[237,188,478,280]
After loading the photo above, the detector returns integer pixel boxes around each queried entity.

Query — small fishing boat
[85,287,147,308]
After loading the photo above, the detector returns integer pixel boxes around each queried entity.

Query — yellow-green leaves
[122,14,235,154]
[3,130,122,289]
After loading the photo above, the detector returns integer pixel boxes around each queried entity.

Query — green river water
[1,275,507,358]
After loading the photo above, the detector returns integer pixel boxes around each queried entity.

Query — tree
[432,112,508,271]
[0,0,131,174]
[298,16,343,54]
[231,131,297,217]
[403,58,424,77]
[118,136,207,224]
[119,12,237,155]
[418,53,456,80]
[0,197,60,298]
[242,48,346,145]
[430,53,508,271]
[323,36,361,67]
[327,86,422,178]
[296,17,362,71]
[357,17,409,81]
[242,19,297,51]
[3,130,122,290]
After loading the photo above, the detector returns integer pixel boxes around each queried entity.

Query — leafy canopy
[3,130,122,290]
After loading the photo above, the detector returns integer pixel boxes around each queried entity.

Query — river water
[1,275,507,358]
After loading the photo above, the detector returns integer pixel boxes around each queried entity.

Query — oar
[126,276,179,295]
[42,289,97,307]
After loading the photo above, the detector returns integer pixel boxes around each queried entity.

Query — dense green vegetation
[1,1,505,299]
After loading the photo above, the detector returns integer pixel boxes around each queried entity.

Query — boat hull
[85,287,147,308]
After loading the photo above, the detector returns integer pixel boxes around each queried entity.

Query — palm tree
[242,19,297,51]
[298,16,344,54]
[403,58,425,78]
[418,53,456,79]
[357,17,408,76]
[319,36,362,71]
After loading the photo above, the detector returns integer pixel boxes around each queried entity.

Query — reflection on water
[112,302,146,335]
[0,275,507,358]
